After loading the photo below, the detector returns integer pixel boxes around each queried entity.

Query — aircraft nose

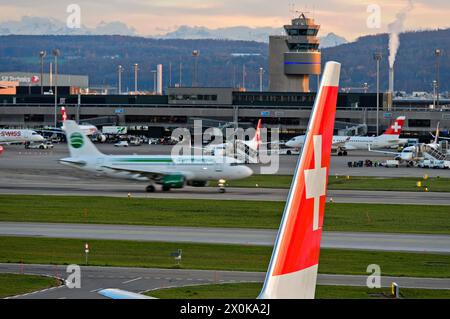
[285,140,295,148]
[241,166,253,178]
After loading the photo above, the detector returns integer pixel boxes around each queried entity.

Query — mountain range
[0,16,347,47]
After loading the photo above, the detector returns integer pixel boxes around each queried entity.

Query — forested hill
[0,28,448,92]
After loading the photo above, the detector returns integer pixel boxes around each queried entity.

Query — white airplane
[60,121,253,192]
[370,123,448,164]
[286,116,407,155]
[200,119,263,156]
[61,107,99,137]
[98,61,341,299]
[0,129,44,146]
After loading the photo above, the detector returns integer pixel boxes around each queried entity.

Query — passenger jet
[60,121,253,192]
[286,116,406,155]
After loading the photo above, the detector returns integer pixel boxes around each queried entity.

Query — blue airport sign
[115,108,125,114]
[261,111,270,117]
[383,112,392,119]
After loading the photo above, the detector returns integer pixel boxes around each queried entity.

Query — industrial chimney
[389,67,394,94]
[156,64,163,95]
[387,67,394,110]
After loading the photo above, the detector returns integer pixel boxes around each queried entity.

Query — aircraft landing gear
[218,179,226,193]
[162,185,171,192]
[146,185,156,193]
[343,151,348,156]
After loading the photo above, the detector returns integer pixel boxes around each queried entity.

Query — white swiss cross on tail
[391,122,401,133]
[259,61,340,299]
[384,116,405,136]
[304,135,327,231]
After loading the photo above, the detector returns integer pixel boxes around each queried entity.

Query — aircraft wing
[98,289,155,299]
[101,164,170,181]
[367,145,401,156]
[331,137,351,148]
[431,133,450,141]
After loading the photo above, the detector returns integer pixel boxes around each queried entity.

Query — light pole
[192,50,200,87]
[118,65,124,95]
[259,67,264,92]
[435,49,442,109]
[53,49,60,128]
[432,80,438,109]
[179,62,183,87]
[39,51,46,95]
[133,63,139,94]
[169,62,172,88]
[242,64,246,90]
[373,52,382,136]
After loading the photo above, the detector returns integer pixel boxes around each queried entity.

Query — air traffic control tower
[269,13,321,92]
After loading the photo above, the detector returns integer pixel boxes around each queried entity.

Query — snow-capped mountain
[160,25,347,47]
[0,17,347,48]
[0,16,136,36]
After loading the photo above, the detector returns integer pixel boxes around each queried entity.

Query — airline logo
[70,133,84,149]
[0,145,4,155]
[384,116,406,135]
[0,131,22,137]
[259,61,340,299]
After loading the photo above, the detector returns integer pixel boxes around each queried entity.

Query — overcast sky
[0,0,449,39]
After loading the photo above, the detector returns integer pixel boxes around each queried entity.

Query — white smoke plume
[388,0,414,68]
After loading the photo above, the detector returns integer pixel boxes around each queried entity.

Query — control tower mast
[269,13,321,92]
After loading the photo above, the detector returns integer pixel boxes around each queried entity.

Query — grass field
[1,237,449,278]
[227,175,450,192]
[0,273,60,298]
[0,195,449,234]
[146,282,450,299]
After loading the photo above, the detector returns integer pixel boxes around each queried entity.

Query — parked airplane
[201,119,263,156]
[286,116,406,156]
[60,121,253,192]
[61,107,100,137]
[0,129,44,145]
[371,122,448,164]
[98,61,341,299]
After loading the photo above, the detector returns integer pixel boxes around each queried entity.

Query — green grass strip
[1,236,449,278]
[0,195,449,234]
[0,273,61,298]
[228,175,450,192]
[147,282,450,299]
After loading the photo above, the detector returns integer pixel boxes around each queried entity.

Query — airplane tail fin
[382,116,406,136]
[61,107,68,122]
[434,122,440,145]
[258,61,340,299]
[247,119,262,150]
[63,120,103,158]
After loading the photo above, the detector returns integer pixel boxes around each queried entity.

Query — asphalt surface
[1,263,449,299]
[1,222,449,253]
[2,143,450,177]
[1,170,450,204]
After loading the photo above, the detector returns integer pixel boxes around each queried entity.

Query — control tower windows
[287,43,319,51]
[286,29,318,36]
